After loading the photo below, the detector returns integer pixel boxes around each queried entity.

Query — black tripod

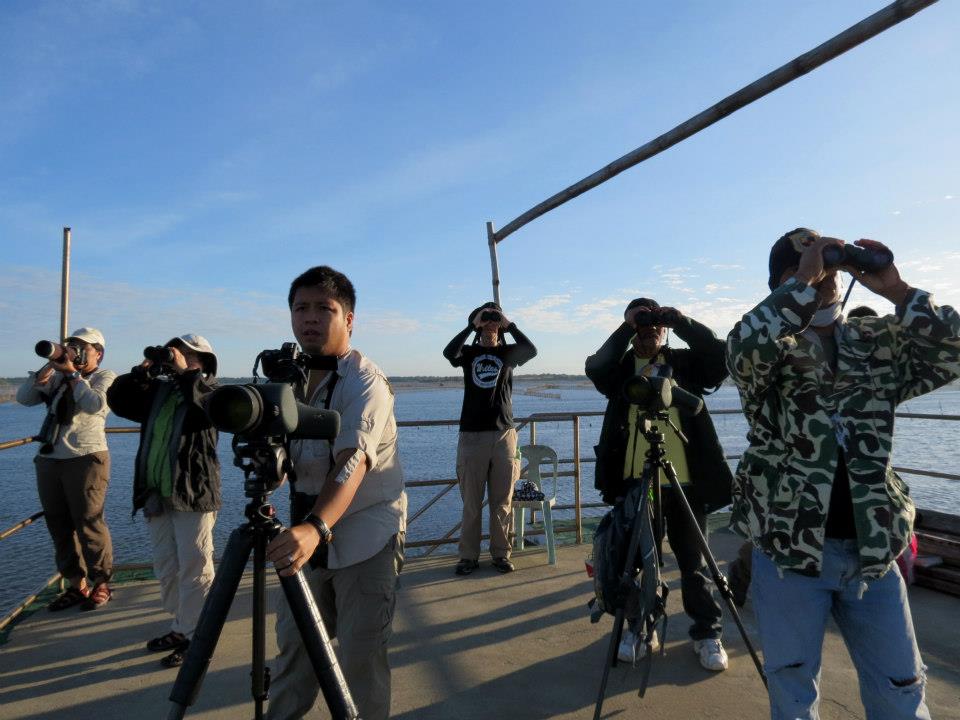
[167,437,359,720]
[594,412,766,720]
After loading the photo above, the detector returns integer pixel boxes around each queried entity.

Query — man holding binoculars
[443,302,537,576]
[17,327,117,611]
[586,299,732,671]
[107,334,221,668]
[726,230,960,718]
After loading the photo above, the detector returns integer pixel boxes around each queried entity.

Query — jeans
[751,540,930,720]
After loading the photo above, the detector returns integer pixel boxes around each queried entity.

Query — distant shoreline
[0,374,596,404]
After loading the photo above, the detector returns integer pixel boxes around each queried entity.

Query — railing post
[529,420,536,445]
[573,415,582,544]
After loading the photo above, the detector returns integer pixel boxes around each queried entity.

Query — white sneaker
[617,629,659,663]
[693,638,728,671]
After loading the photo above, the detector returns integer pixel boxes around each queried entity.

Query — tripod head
[231,435,293,501]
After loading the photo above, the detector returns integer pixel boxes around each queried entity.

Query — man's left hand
[266,524,320,576]
[498,312,512,329]
[850,239,910,305]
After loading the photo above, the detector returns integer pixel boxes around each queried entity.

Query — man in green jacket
[727,229,960,719]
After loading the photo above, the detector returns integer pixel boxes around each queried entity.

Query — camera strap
[290,369,340,570]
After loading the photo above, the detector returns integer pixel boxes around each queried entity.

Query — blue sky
[1,0,957,377]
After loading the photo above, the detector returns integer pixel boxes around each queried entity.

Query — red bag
[896,533,919,585]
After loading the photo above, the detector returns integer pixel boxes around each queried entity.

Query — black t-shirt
[453,344,528,432]
[825,450,857,540]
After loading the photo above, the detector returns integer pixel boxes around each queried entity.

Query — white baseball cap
[66,327,106,347]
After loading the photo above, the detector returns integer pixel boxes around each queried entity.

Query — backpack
[589,482,670,649]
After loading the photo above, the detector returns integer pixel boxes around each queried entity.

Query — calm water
[1,382,958,613]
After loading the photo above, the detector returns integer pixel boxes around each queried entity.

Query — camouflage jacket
[726,279,960,579]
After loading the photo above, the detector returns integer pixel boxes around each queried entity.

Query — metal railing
[2,409,959,628]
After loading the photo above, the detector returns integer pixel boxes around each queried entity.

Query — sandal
[47,586,89,612]
[161,641,190,668]
[80,583,112,611]
[147,631,188,653]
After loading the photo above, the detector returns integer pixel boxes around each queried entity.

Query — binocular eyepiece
[822,244,893,273]
[479,310,502,323]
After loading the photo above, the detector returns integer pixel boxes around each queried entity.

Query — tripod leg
[593,607,626,720]
[276,568,360,720]
[594,471,654,720]
[660,460,767,687]
[251,531,269,720]
[168,525,255,719]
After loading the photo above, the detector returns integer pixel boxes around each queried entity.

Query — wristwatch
[303,513,334,544]
[65,370,81,381]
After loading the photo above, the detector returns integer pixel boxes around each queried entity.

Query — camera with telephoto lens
[35,340,86,367]
[632,307,681,329]
[206,344,340,493]
[208,342,339,441]
[822,244,894,273]
[621,374,703,416]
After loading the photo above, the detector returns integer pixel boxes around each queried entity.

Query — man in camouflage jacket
[726,229,960,719]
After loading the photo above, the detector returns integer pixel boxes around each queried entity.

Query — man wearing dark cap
[443,302,537,575]
[586,299,732,671]
[727,228,960,718]
[107,333,221,668]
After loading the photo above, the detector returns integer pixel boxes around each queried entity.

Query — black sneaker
[455,559,479,576]
[492,557,515,573]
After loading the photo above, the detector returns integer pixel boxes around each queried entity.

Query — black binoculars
[633,307,681,328]
[822,244,893,273]
[144,345,176,365]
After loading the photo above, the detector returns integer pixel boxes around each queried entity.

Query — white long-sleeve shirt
[17,367,117,459]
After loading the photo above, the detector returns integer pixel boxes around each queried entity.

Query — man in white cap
[17,327,117,611]
[107,333,221,668]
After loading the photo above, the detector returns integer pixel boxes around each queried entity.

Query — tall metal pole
[489,0,939,247]
[486,221,501,305]
[60,227,71,341]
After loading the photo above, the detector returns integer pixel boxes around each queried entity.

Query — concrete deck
[1,531,958,719]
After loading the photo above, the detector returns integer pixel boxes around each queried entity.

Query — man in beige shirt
[265,266,406,720]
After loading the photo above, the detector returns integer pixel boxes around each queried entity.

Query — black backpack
[590,483,669,650]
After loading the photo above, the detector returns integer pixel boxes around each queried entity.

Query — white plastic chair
[512,444,558,565]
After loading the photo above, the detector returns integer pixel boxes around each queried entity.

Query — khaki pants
[456,428,518,561]
[35,451,113,586]
[146,509,216,638]
[267,534,404,720]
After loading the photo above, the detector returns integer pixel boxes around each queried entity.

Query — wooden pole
[491,0,938,245]
[486,221,501,305]
[60,227,71,341]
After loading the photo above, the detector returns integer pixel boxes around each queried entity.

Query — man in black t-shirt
[443,302,537,575]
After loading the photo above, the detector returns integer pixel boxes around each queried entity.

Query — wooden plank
[915,531,960,564]
[916,508,960,536]
[914,575,960,597]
